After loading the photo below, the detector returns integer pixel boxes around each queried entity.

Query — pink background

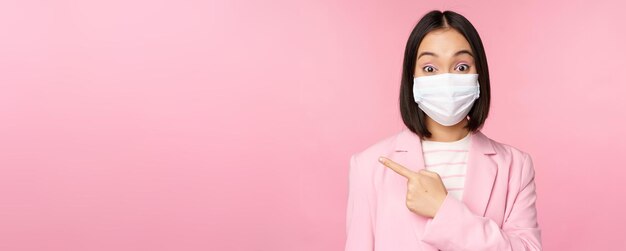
[1,0,625,250]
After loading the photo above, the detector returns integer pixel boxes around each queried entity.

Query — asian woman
[345,10,542,251]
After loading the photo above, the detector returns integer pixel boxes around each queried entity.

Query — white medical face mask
[412,73,480,126]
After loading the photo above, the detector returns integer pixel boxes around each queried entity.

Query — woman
[344,10,542,251]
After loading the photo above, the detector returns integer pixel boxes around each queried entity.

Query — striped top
[421,132,471,201]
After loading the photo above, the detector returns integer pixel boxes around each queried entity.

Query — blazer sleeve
[344,154,375,251]
[419,152,542,250]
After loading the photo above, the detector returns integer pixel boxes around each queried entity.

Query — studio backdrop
[1,0,625,250]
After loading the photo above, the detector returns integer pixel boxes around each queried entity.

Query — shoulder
[351,129,403,164]
[484,133,531,160]
[482,132,536,183]
[348,129,404,177]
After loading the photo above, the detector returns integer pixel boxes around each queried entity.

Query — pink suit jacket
[345,128,542,251]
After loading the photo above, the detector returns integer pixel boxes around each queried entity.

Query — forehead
[417,28,472,55]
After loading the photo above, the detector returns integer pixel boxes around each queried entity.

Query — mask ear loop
[412,76,423,103]
[413,87,423,103]
[414,94,423,103]
[413,75,423,104]
[475,82,481,99]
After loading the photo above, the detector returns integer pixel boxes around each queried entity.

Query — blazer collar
[392,128,497,216]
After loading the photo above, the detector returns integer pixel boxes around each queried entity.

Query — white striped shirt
[421,132,471,201]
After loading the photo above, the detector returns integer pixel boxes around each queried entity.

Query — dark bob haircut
[399,10,491,139]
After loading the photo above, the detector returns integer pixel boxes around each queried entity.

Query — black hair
[399,10,491,139]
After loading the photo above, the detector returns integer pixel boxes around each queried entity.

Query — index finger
[378,156,415,179]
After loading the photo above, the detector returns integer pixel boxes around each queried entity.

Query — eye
[422,65,436,73]
[455,63,470,72]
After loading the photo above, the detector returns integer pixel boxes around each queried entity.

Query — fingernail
[378,157,385,163]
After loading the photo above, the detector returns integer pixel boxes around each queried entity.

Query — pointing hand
[379,156,448,218]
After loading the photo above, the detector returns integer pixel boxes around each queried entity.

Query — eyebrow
[417,49,474,60]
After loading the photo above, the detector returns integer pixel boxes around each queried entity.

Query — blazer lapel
[392,128,498,217]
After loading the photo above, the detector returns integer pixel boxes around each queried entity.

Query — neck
[423,117,471,142]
